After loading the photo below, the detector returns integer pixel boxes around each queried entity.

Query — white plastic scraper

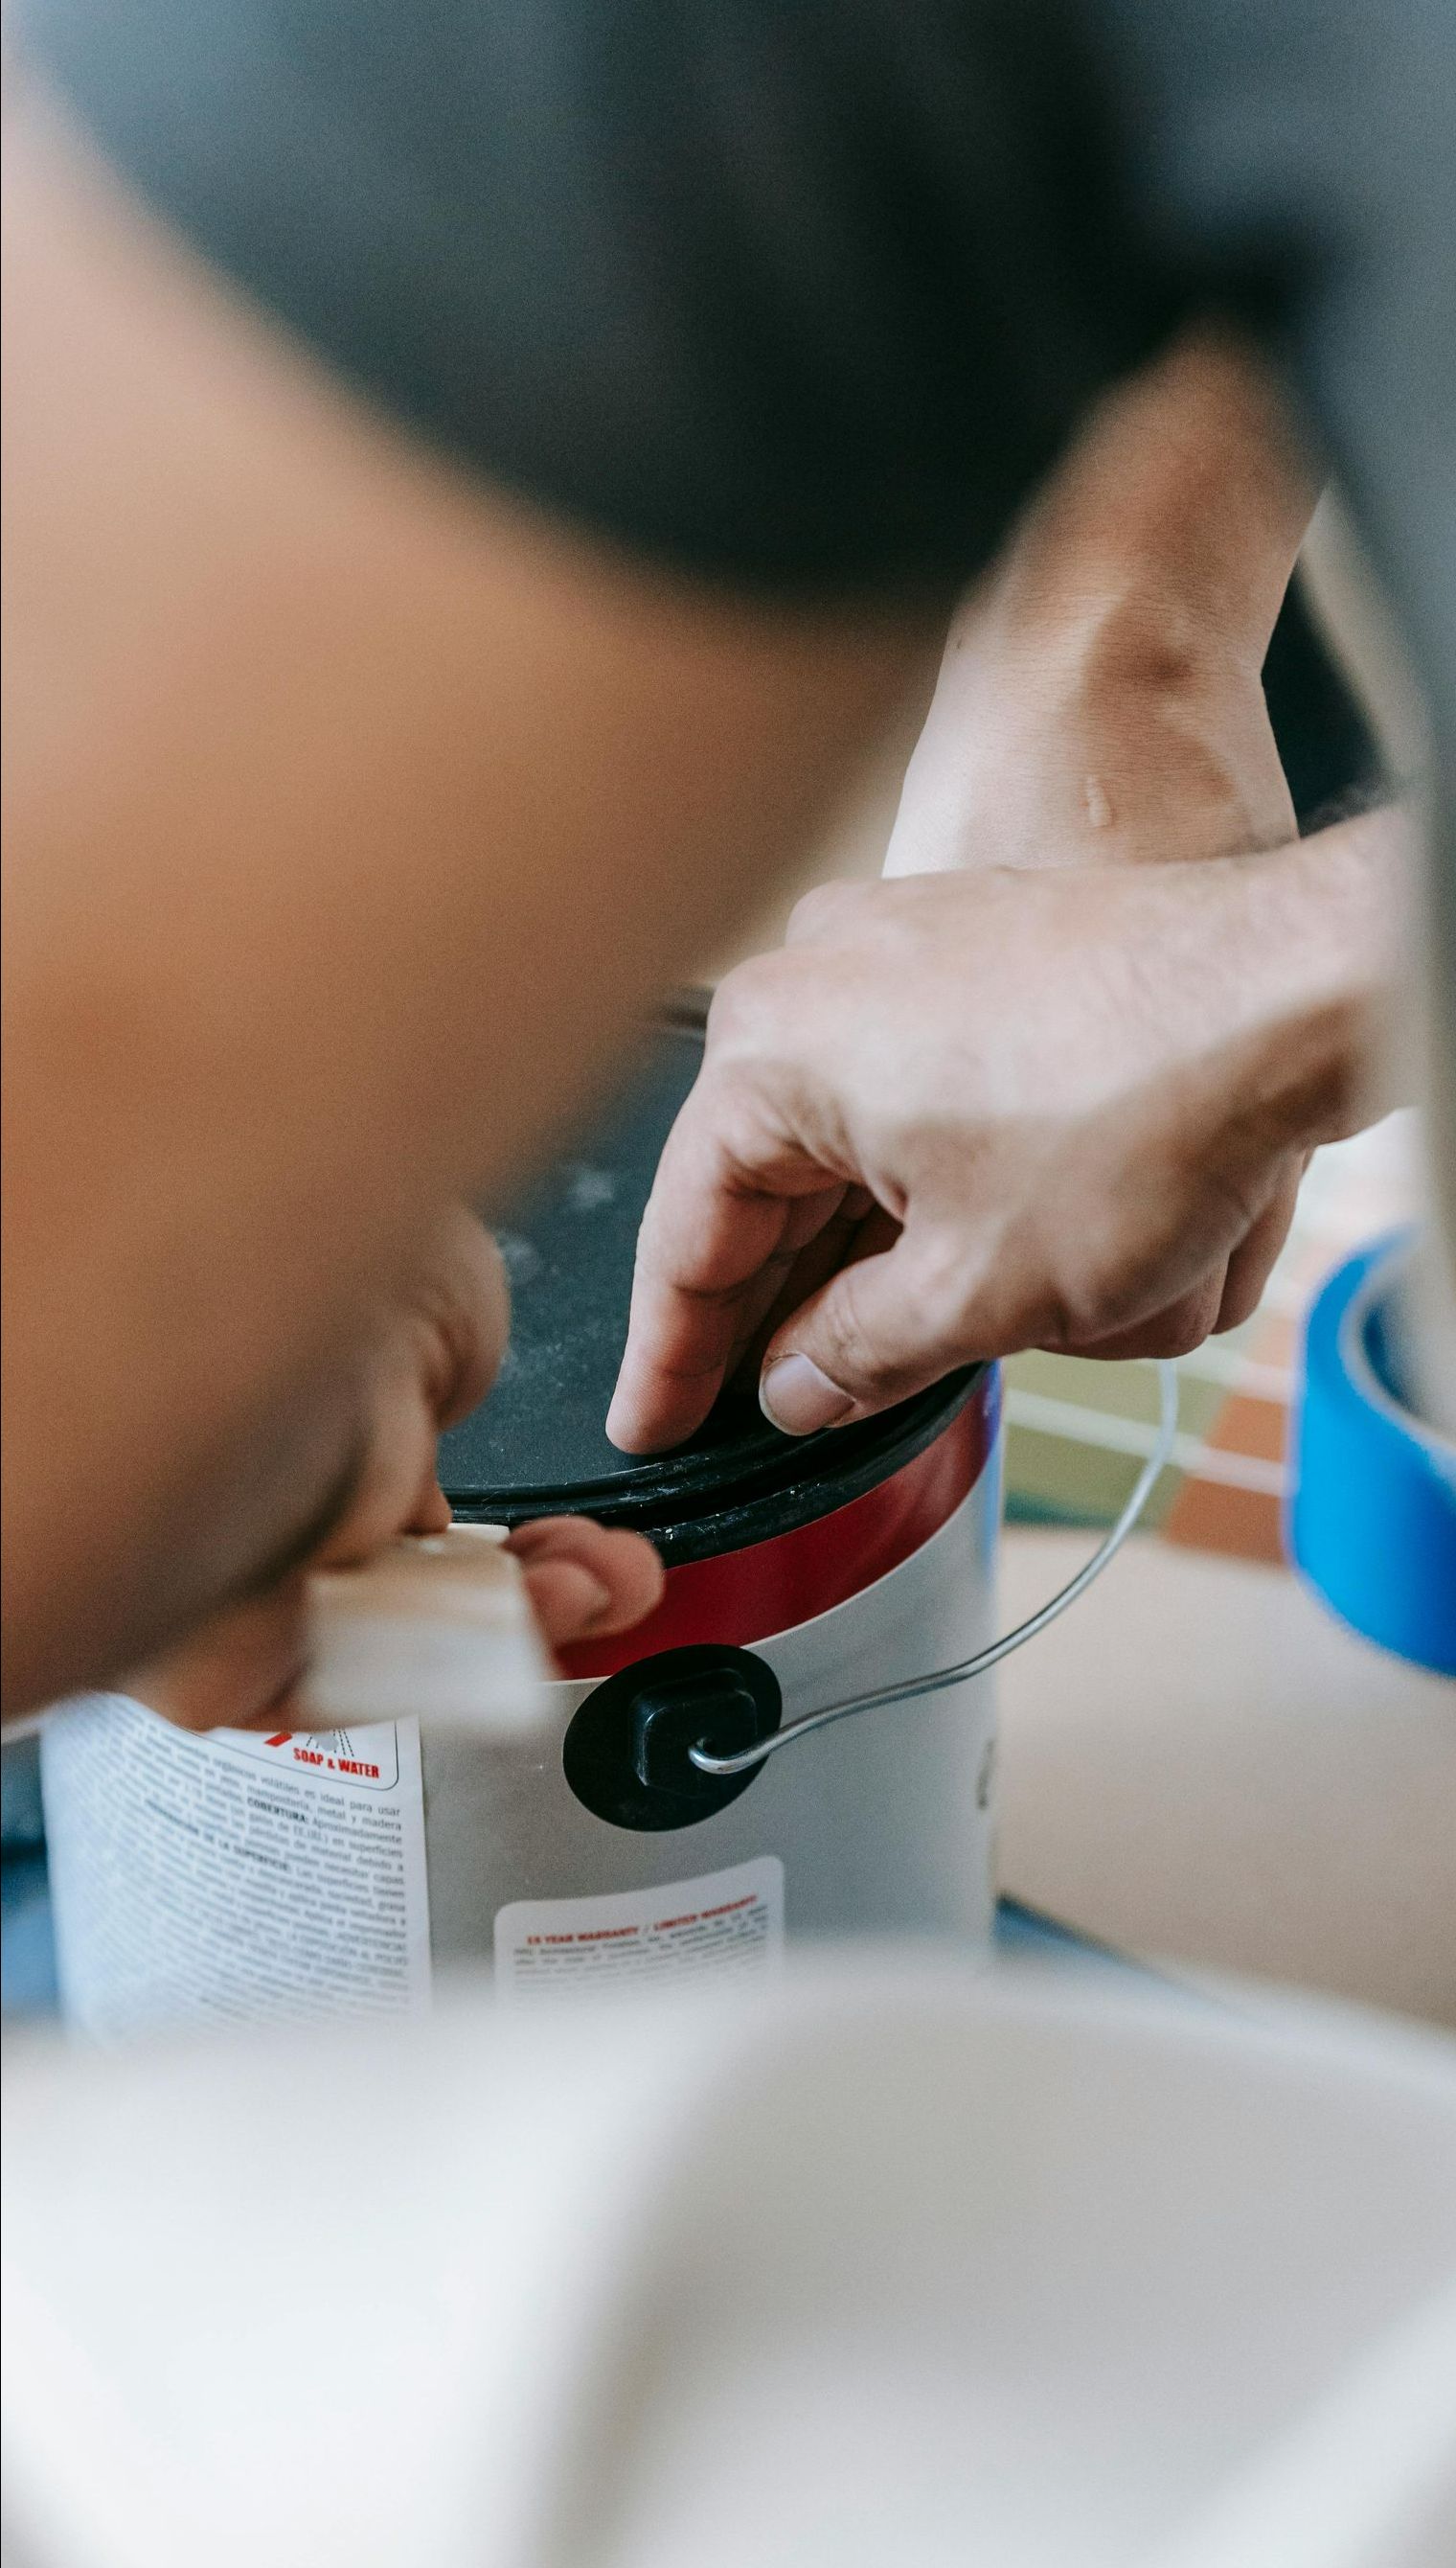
[301,1523,551,1734]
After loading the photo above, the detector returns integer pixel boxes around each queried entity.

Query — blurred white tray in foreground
[4,1959,1454,2568]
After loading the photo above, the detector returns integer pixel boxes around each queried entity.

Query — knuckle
[1056,1268,1219,1361]
[1038,1207,1163,1354]
[913,1236,979,1345]
[1126,1306,1213,1362]
[883,1223,988,1360]
[1041,1266,1130,1355]
[812,1285,899,1403]
[1215,1266,1266,1336]
[815,1250,967,1408]
[1169,1288,1221,1357]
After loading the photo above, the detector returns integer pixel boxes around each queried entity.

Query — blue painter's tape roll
[1289,1232,1456,1678]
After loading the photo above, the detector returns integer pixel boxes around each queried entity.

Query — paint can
[39,1004,1001,2031]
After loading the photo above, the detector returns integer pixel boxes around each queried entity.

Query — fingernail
[761,1354,855,1434]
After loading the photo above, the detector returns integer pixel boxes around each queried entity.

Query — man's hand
[880,329,1328,1356]
[608,336,1391,1455]
[607,838,1393,1449]
[884,329,1331,1354]
[132,1210,663,1731]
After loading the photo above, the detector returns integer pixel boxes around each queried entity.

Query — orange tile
[1206,1390,1288,1464]
[1163,1478,1285,1564]
[1161,1389,1291,1565]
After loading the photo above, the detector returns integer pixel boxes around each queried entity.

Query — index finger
[605,1080,844,1453]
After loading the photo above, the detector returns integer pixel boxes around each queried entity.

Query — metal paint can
[40,1007,1001,2031]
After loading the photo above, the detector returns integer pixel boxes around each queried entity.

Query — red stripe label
[558,1370,999,1678]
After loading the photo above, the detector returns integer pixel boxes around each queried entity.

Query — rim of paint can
[441,994,990,1567]
[556,1374,999,1678]
[448,1365,987,1563]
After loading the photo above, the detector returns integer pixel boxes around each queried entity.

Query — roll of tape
[1289,1232,1456,1678]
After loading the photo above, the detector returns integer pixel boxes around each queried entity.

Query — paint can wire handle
[690,1360,1180,1778]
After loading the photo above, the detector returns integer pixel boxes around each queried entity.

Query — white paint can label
[40,1695,432,2036]
[493,1854,784,2002]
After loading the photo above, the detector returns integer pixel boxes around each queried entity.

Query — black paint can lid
[440,997,981,1565]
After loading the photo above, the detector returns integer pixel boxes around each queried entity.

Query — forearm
[988,327,1315,672]
[887,330,1318,878]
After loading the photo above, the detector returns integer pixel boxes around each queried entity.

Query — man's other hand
[607,843,1391,1449]
[132,1209,662,1731]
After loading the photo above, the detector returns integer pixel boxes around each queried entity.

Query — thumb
[758,1229,974,1433]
